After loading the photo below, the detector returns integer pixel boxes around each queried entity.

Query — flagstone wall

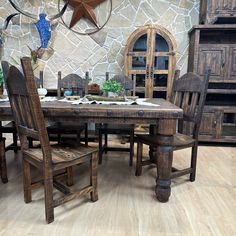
[0,0,200,88]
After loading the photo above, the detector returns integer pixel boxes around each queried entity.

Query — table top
[0,98,183,124]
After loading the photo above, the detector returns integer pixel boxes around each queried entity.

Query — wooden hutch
[200,0,236,24]
[124,25,176,100]
[188,0,236,143]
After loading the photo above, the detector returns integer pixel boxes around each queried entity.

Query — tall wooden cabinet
[188,24,236,143]
[124,25,176,99]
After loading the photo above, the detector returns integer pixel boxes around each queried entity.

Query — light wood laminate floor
[0,137,235,236]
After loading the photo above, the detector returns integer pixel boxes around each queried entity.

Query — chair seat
[47,122,85,134]
[137,133,195,149]
[173,133,195,148]
[24,143,97,166]
[99,124,134,133]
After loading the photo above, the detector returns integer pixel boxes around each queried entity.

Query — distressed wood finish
[5,57,98,223]
[0,95,182,202]
[51,71,89,145]
[98,73,135,166]
[188,25,236,143]
[200,0,236,24]
[0,61,45,183]
[0,137,7,183]
[136,70,210,202]
[0,99,182,123]
[124,25,176,100]
[57,72,88,99]
[0,61,18,183]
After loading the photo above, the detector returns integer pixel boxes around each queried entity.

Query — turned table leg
[155,119,176,202]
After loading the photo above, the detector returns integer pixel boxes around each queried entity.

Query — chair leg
[84,123,88,146]
[76,132,81,146]
[13,132,18,153]
[44,167,54,224]
[104,132,108,154]
[190,144,198,182]
[57,133,62,144]
[135,141,143,176]
[28,137,33,148]
[23,157,32,203]
[129,131,134,166]
[98,129,103,164]
[90,152,98,202]
[66,166,74,186]
[0,138,8,183]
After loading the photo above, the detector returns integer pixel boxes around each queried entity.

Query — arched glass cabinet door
[125,25,176,99]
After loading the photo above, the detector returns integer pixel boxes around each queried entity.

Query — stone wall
[0,0,200,88]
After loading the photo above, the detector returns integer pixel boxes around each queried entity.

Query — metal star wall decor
[68,0,106,28]
[58,0,112,35]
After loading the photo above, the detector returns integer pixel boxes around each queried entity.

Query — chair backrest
[1,61,10,81]
[1,61,11,96]
[57,71,88,99]
[170,69,210,138]
[106,72,136,96]
[5,57,51,163]
[1,61,43,89]
[34,71,44,88]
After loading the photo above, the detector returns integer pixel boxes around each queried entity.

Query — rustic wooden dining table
[0,98,183,202]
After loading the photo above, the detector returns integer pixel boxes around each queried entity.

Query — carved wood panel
[199,110,223,139]
[229,47,236,80]
[197,46,227,81]
[200,0,236,24]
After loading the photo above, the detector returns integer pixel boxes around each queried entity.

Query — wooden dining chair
[47,72,89,145]
[5,57,98,223]
[0,61,44,183]
[98,73,136,166]
[34,71,44,88]
[135,69,210,182]
[0,61,18,183]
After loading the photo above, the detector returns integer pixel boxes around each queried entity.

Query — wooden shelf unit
[200,0,236,24]
[188,24,236,143]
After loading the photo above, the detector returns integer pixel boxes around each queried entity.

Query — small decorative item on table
[88,83,100,95]
[101,80,123,97]
[64,89,80,100]
[64,89,73,96]
[37,87,47,99]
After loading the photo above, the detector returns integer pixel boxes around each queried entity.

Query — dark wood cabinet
[199,109,223,140]
[199,107,236,142]
[200,0,236,24]
[197,46,227,81]
[189,25,236,81]
[188,25,236,143]
[124,25,176,100]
